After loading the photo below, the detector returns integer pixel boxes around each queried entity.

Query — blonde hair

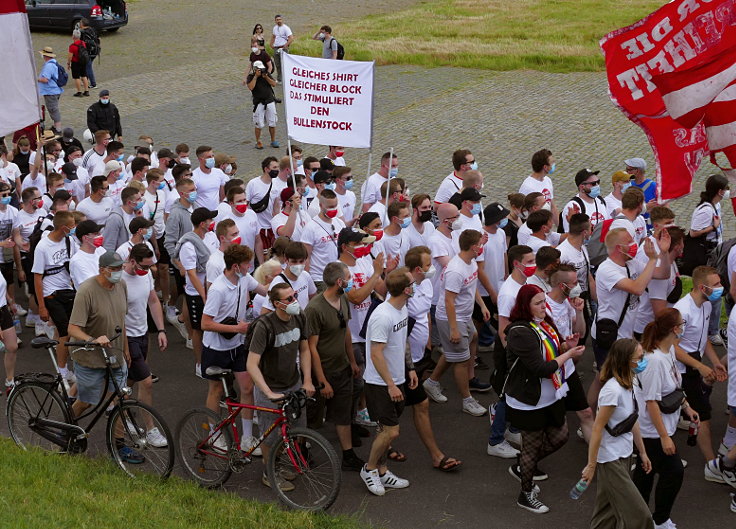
[253,258,281,285]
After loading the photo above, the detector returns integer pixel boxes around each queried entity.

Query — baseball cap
[191,207,218,226]
[313,171,332,184]
[157,148,176,160]
[103,160,122,176]
[214,153,236,166]
[75,220,104,240]
[61,162,78,179]
[611,170,632,183]
[99,251,124,268]
[253,60,265,70]
[99,89,110,97]
[483,202,510,226]
[459,188,486,202]
[52,189,72,202]
[280,187,295,203]
[61,128,75,143]
[624,157,647,170]
[358,211,380,230]
[574,168,601,186]
[337,227,376,249]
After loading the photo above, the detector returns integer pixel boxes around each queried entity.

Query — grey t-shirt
[322,37,338,59]
[249,312,308,391]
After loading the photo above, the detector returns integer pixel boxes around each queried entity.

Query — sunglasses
[280,295,296,304]
[583,180,600,186]
[337,310,346,328]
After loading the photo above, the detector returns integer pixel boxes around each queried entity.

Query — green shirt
[305,293,350,374]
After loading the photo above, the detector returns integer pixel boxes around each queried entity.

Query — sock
[724,426,736,448]
[241,418,253,439]
[426,378,440,386]
[463,396,474,404]
[343,448,354,458]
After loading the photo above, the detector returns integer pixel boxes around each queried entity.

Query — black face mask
[166,159,176,169]
[418,210,432,223]
[269,169,279,179]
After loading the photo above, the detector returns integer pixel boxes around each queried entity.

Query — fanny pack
[658,388,686,414]
[250,181,273,213]
[604,392,638,437]
[595,266,631,350]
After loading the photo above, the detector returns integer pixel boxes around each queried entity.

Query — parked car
[25,0,128,33]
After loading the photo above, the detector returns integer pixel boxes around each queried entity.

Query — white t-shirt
[218,207,260,255]
[108,178,126,207]
[21,172,47,195]
[206,248,225,284]
[31,236,74,296]
[245,176,279,229]
[272,23,293,47]
[264,271,316,311]
[252,293,267,316]
[597,378,636,462]
[591,258,643,340]
[144,189,166,237]
[69,247,105,288]
[434,172,464,204]
[116,240,156,264]
[364,301,408,386]
[546,294,577,375]
[690,202,722,244]
[727,243,736,289]
[519,175,554,205]
[13,208,44,244]
[361,172,387,208]
[527,273,551,293]
[203,273,259,351]
[271,210,310,241]
[436,255,477,322]
[727,306,736,407]
[76,197,114,225]
[164,188,179,215]
[517,222,531,245]
[604,193,622,217]
[427,230,456,305]
[81,148,105,174]
[526,235,552,254]
[557,239,590,293]
[635,346,681,438]
[673,294,709,371]
[561,195,610,231]
[0,270,7,308]
[192,167,228,211]
[405,221,436,248]
[337,190,356,224]
[180,241,205,296]
[321,155,345,167]
[367,201,387,226]
[381,230,410,267]
[0,206,18,264]
[610,216,647,245]
[121,269,154,337]
[347,257,374,344]
[456,212,483,234]
[0,161,21,186]
[299,216,345,282]
[478,229,507,296]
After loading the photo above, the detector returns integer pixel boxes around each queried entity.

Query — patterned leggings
[519,421,569,492]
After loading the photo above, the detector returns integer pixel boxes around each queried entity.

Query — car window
[27,0,54,5]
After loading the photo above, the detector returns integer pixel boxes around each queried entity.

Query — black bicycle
[6,330,175,479]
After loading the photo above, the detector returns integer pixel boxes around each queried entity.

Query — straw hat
[39,46,56,58]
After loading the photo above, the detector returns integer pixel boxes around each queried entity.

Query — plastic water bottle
[0,340,5,353]
[569,478,589,500]
[13,318,21,335]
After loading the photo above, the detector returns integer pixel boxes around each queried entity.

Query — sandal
[433,456,462,472]
[387,447,407,462]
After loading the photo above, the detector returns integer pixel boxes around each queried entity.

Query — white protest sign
[282,53,374,148]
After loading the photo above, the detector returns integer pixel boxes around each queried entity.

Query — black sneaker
[509,463,548,482]
[82,91,90,96]
[341,449,365,471]
[517,490,549,514]
[720,328,729,346]
[151,373,160,384]
[469,377,492,392]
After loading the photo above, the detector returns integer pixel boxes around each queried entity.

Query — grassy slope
[290,0,666,72]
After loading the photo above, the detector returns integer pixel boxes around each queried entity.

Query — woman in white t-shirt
[632,308,699,529]
[253,258,282,315]
[581,338,654,529]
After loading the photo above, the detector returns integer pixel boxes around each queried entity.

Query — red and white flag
[0,0,42,137]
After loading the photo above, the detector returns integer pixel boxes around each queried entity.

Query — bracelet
[157,329,165,333]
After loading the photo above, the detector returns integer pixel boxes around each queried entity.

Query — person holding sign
[244,61,278,150]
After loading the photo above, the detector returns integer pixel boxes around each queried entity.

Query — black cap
[157,148,176,160]
[191,207,218,226]
[574,168,600,186]
[358,211,380,230]
[337,227,376,249]
[99,89,110,97]
[129,216,154,234]
[313,171,332,184]
[319,158,335,171]
[459,187,486,202]
[61,127,75,142]
[61,162,78,179]
[52,189,72,202]
[483,202,510,226]
[75,219,104,241]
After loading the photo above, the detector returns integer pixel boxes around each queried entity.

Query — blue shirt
[631,178,656,205]
[38,59,63,96]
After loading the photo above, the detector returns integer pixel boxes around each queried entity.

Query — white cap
[103,160,123,176]
[253,60,265,70]
[624,157,647,170]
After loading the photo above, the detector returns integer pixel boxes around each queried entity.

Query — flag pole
[383,147,393,226]
[287,138,303,213]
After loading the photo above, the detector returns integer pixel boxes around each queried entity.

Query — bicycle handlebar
[65,328,123,348]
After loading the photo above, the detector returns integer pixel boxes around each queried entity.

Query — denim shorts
[74,362,128,405]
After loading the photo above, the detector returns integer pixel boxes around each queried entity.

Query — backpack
[243,312,276,356]
[586,213,627,268]
[76,41,90,66]
[81,28,100,58]
[707,236,736,292]
[28,216,71,275]
[558,195,607,234]
[54,61,69,87]
[330,37,345,60]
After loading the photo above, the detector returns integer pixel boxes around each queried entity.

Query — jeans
[85,57,96,87]
[709,295,722,336]
[488,398,518,445]
[632,437,684,525]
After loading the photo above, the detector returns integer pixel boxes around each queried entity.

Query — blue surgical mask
[706,286,724,302]
[0,197,11,206]
[116,154,124,162]
[633,356,648,374]
[498,218,509,229]
[324,182,336,191]
[157,182,166,190]
[621,182,632,192]
[342,278,354,293]
[108,270,123,283]
[548,163,556,174]
[100,98,110,105]
[344,179,354,190]
[471,203,482,215]
[301,188,309,197]
[133,200,145,211]
[116,172,125,181]
[389,167,398,178]
[470,161,479,171]
[143,227,153,240]
[588,185,601,199]
[399,217,410,229]
[187,191,198,202]
[296,159,303,167]
[69,227,76,237]
[205,157,216,169]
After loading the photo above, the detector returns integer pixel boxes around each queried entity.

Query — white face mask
[224,163,233,174]
[289,264,305,276]
[282,300,300,315]
[251,47,259,54]
[72,157,82,167]
[423,265,436,279]
[450,219,463,231]
[722,190,731,201]
[180,156,190,165]
[542,202,552,211]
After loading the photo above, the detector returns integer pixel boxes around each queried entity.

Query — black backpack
[243,312,276,356]
[331,37,345,60]
[77,42,90,66]
[28,216,71,275]
[707,236,736,292]
[81,28,100,58]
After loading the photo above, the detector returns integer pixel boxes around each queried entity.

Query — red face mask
[92,235,104,248]
[625,242,638,258]
[208,221,215,232]
[134,267,149,276]
[325,208,338,218]
[335,150,345,157]
[398,194,409,203]
[234,203,248,214]
[35,198,43,209]
[353,245,371,258]
[371,229,383,241]
[230,236,242,246]
[519,264,536,277]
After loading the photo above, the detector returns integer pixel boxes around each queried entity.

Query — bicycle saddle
[205,366,232,377]
[31,336,60,349]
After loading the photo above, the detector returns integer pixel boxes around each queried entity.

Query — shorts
[70,61,86,79]
[403,369,427,406]
[258,228,275,253]
[126,335,151,382]
[43,94,61,122]
[254,381,305,447]
[201,344,246,380]
[365,382,406,427]
[185,293,204,330]
[20,255,34,296]
[0,262,13,286]
[682,357,713,422]
[253,101,278,129]
[436,318,476,362]
[472,295,496,324]
[592,338,609,369]
[563,370,589,411]
[507,399,566,432]
[0,305,13,331]
[44,289,76,337]
[156,235,170,265]
[320,366,354,426]
[74,362,128,405]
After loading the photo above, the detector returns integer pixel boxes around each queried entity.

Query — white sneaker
[124,419,145,436]
[195,363,202,378]
[171,316,189,341]
[709,333,724,346]
[25,313,39,327]
[681,459,688,469]
[422,379,447,403]
[186,338,193,350]
[354,407,377,427]
[706,458,736,488]
[35,321,47,337]
[486,440,519,458]
[505,430,522,446]
[576,427,585,440]
[360,465,385,496]
[210,430,228,452]
[462,397,487,416]
[13,303,27,316]
[240,435,262,457]
[677,416,690,431]
[730,492,735,513]
[63,370,77,384]
[165,305,179,326]
[380,469,409,489]
[146,427,168,447]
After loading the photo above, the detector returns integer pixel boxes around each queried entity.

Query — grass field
[290,0,666,72]
[0,438,364,529]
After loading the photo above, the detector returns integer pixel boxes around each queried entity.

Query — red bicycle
[175,366,341,511]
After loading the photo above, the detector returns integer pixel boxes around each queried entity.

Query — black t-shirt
[249,50,272,67]
[246,73,276,105]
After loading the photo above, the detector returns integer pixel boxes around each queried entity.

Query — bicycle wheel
[7,382,72,452]
[266,426,341,511]
[106,400,175,479]
[175,407,233,488]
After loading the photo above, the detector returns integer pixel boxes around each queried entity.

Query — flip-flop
[433,456,462,472]
[387,447,407,462]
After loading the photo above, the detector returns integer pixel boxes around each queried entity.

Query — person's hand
[17,269,25,283]
[117,136,123,143]
[581,463,595,483]
[697,363,714,380]
[571,297,585,311]
[92,335,112,348]
[568,345,585,360]
[408,370,418,390]
[267,391,285,400]
[684,407,699,423]
[254,68,262,77]
[372,252,385,274]
[480,232,489,246]
[565,333,581,350]
[320,380,334,399]
[291,194,301,208]
[660,435,676,455]
[234,320,249,334]
[388,384,404,402]
[481,306,491,322]
[386,255,400,273]
[640,453,652,474]
[643,238,657,260]
[20,241,29,252]
[450,327,461,343]
[655,227,671,253]
[350,361,360,378]
[0,239,15,248]
[38,306,49,322]
[713,216,722,229]
[302,381,315,397]
[566,203,580,222]
[157,332,168,351]
[713,362,728,382]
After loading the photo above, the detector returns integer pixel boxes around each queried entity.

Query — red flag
[0,0,42,137]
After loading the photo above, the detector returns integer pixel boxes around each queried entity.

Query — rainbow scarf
[529,321,565,390]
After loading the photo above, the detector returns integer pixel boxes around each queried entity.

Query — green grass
[0,438,365,529]
[289,0,666,72]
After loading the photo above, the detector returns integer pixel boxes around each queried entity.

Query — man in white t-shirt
[69,220,105,289]
[245,156,280,258]
[557,213,595,338]
[525,209,559,254]
[270,155,294,213]
[333,166,356,226]
[218,185,261,262]
[81,129,110,175]
[609,187,647,245]
[434,149,477,205]
[519,149,558,224]
[271,186,309,241]
[360,267,416,496]
[322,145,346,167]
[560,169,610,231]
[76,175,114,225]
[367,178,403,227]
[121,243,168,447]
[361,151,398,213]
[381,201,411,267]
[406,193,436,248]
[269,14,293,82]
[191,146,228,211]
[424,229,490,417]
[476,203,508,323]
[453,187,484,233]
[262,240,316,312]
[516,192,545,246]
[13,187,48,326]
[115,216,157,264]
[604,170,632,217]
[300,190,346,287]
[206,218,240,287]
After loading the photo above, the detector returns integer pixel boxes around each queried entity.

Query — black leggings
[632,437,684,525]
[519,421,568,492]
